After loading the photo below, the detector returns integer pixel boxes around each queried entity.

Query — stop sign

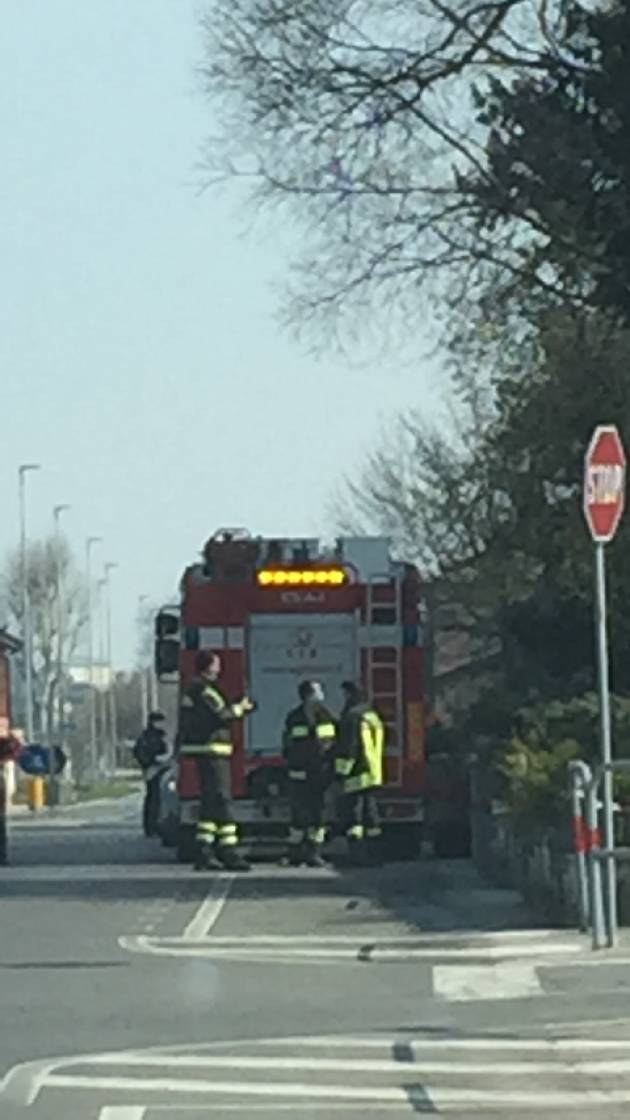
[583,425,626,542]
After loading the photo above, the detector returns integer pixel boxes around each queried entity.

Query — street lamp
[52,504,70,801]
[18,463,41,741]
[138,594,149,729]
[104,562,118,776]
[85,536,102,777]
[53,506,70,732]
[96,575,108,773]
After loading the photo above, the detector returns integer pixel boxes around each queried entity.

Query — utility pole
[52,504,70,804]
[96,575,108,773]
[85,536,102,780]
[104,562,118,776]
[138,594,149,728]
[18,464,41,742]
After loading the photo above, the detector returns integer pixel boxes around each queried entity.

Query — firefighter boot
[217,845,251,872]
[281,843,304,868]
[194,842,223,872]
[304,839,328,869]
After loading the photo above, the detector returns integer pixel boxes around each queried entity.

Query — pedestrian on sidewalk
[0,728,25,865]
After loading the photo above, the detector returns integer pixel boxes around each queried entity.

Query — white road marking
[147,1107,412,1113]
[9,1032,630,1109]
[250,1034,630,1051]
[45,1074,419,1101]
[130,931,583,946]
[545,1015,630,1030]
[43,1074,630,1107]
[118,935,584,963]
[433,963,542,1002]
[99,1109,146,1120]
[82,1051,630,1075]
[182,875,234,940]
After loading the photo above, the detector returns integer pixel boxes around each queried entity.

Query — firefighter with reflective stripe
[178,650,255,872]
[335,681,384,866]
[282,680,336,868]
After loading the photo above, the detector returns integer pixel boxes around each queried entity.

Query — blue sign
[19,744,67,776]
[18,744,52,776]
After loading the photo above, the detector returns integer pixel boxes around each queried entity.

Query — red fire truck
[155,530,430,863]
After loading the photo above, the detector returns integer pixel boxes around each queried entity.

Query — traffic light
[154,608,180,678]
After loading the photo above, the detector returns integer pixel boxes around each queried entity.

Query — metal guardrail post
[585,773,607,949]
[568,761,591,933]
[596,759,630,947]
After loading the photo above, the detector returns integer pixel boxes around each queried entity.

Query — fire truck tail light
[257,568,347,587]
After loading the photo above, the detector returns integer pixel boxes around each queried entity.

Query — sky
[0,1,444,668]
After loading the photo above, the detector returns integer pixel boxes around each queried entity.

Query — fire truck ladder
[366,575,403,788]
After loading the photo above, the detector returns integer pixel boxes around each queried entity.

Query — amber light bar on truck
[257,568,348,587]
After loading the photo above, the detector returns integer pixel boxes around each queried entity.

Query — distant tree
[198,0,612,347]
[0,536,88,738]
[113,671,145,744]
[342,306,630,700]
[461,0,630,326]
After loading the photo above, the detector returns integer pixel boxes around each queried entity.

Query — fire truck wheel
[176,825,197,864]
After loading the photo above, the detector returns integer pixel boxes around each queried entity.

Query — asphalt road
[2,795,630,1119]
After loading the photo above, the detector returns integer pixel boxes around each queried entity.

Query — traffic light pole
[595,540,617,945]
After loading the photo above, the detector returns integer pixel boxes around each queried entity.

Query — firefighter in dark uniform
[335,681,385,866]
[178,650,255,872]
[133,710,169,837]
[282,680,336,867]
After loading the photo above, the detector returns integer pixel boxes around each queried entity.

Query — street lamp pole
[96,576,108,773]
[138,595,149,729]
[53,506,70,735]
[18,464,41,742]
[52,504,70,803]
[85,536,102,779]
[104,562,118,776]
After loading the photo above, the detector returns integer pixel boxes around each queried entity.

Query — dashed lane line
[182,877,234,941]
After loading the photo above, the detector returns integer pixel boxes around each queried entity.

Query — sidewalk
[8,784,141,819]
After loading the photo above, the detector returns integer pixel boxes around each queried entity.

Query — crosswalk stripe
[44,1073,630,1107]
[13,1031,630,1114]
[99,1109,146,1120]
[45,1075,424,1102]
[252,1035,630,1051]
[433,963,543,1001]
[73,1051,630,1075]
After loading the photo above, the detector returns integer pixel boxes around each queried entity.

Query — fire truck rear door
[247,613,357,756]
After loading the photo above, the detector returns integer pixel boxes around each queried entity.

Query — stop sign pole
[583,424,626,946]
